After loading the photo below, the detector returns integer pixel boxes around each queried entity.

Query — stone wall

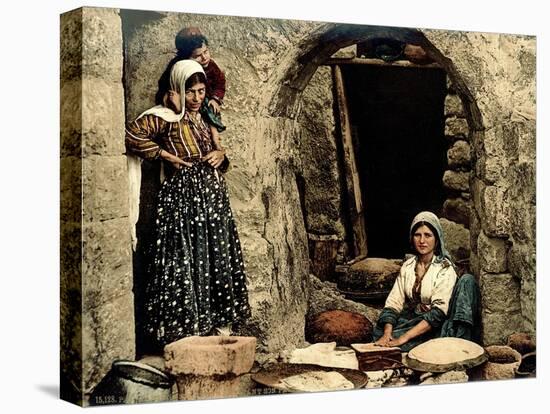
[60,7,135,404]
[297,66,346,240]
[60,9,83,404]
[123,10,323,355]
[425,31,536,344]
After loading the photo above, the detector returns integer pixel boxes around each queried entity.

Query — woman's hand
[387,335,409,347]
[160,150,192,169]
[202,150,226,169]
[374,334,394,347]
[167,90,182,113]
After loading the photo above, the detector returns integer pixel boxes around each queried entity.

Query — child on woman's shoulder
[156,27,226,135]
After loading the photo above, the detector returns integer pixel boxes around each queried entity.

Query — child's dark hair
[185,72,206,90]
[155,28,208,105]
[176,33,209,59]
[410,221,441,256]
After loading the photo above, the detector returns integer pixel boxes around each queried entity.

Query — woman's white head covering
[409,211,453,264]
[137,59,205,122]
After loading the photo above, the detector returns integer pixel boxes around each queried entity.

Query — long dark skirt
[373,274,480,352]
[143,162,251,347]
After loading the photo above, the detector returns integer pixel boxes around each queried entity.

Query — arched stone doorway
[267,24,481,279]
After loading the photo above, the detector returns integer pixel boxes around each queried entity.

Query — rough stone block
[516,120,536,163]
[475,155,503,184]
[82,155,130,222]
[82,78,126,156]
[509,162,536,243]
[61,80,82,158]
[440,218,470,262]
[444,94,465,117]
[61,156,82,223]
[60,8,83,82]
[484,123,519,161]
[61,221,82,291]
[82,8,123,82]
[443,170,470,192]
[420,370,468,385]
[60,218,83,398]
[164,336,256,376]
[480,273,522,345]
[480,273,521,314]
[447,140,471,168]
[443,197,471,227]
[508,241,536,282]
[82,218,133,311]
[481,185,510,238]
[445,117,469,138]
[477,232,508,273]
[482,311,523,346]
[508,243,536,333]
[82,293,136,393]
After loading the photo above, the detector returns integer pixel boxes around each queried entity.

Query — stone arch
[266,22,485,269]
[268,24,482,127]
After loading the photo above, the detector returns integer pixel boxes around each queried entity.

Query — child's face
[190,43,211,68]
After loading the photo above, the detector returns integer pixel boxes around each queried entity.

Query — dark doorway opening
[342,64,447,258]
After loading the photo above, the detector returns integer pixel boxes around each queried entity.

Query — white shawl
[127,60,206,250]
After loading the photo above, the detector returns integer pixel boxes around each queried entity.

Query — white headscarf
[409,211,454,264]
[136,59,206,122]
[128,59,206,250]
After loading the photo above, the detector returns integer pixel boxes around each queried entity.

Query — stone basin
[164,335,256,376]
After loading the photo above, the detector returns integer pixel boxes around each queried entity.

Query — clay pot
[89,360,173,406]
[479,346,522,380]
[507,332,536,355]
[515,351,536,378]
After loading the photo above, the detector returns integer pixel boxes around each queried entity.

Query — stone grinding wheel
[404,337,487,373]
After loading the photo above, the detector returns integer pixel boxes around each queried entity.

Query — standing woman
[125,60,251,349]
[373,211,480,352]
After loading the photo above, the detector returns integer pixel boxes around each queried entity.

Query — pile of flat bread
[404,337,487,372]
[278,371,354,392]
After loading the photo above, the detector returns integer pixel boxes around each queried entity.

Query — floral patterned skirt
[143,162,251,347]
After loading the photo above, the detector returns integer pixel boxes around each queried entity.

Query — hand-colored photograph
[60,6,536,406]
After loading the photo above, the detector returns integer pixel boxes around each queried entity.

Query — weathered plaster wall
[123,11,324,356]
[296,66,346,240]
[61,7,135,402]
[425,30,536,344]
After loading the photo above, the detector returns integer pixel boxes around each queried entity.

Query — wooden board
[332,65,368,258]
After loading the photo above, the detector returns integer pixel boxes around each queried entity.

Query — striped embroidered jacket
[125,112,213,161]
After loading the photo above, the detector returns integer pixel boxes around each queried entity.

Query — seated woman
[373,211,480,352]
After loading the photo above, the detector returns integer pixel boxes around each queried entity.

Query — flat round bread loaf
[405,338,487,372]
[279,371,354,392]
